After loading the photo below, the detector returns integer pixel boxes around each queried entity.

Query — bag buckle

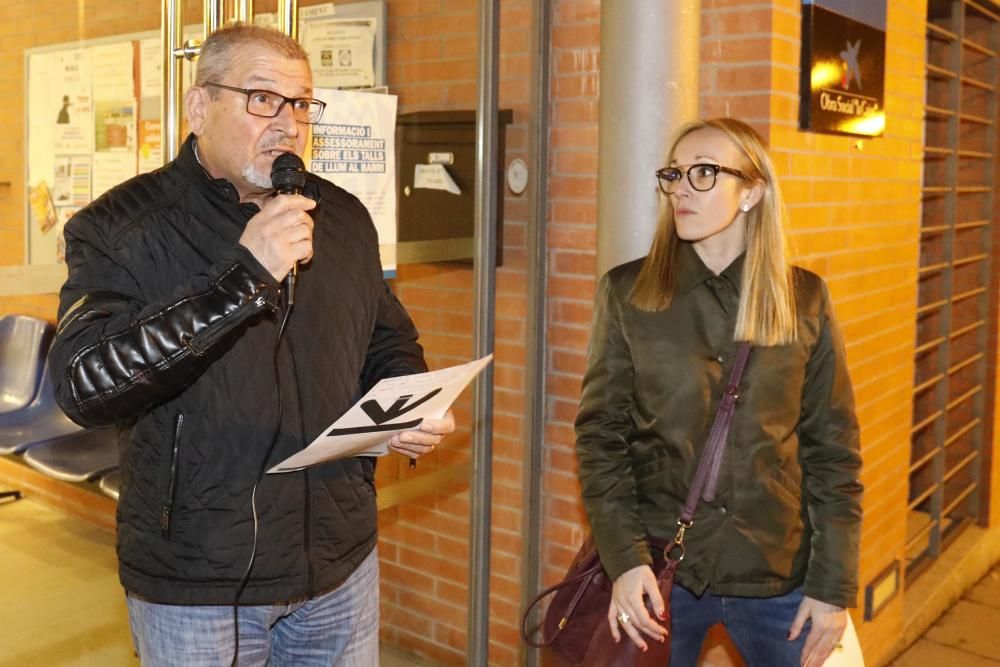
[665,519,692,561]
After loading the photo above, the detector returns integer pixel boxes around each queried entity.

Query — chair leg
[0,490,22,504]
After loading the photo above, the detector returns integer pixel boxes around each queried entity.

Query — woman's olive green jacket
[575,243,862,608]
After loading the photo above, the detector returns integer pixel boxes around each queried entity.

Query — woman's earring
[741,204,750,212]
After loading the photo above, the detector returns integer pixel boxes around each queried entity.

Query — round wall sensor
[506,158,528,195]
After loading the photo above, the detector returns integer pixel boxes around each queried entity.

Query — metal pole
[204,0,224,35]
[161,0,183,163]
[232,0,254,24]
[519,0,551,664]
[596,0,701,276]
[469,0,499,663]
[277,0,298,40]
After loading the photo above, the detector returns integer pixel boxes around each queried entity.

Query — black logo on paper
[324,388,442,436]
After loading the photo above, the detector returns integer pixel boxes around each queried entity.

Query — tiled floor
[891,565,1000,666]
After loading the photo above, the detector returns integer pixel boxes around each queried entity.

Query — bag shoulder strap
[679,341,752,525]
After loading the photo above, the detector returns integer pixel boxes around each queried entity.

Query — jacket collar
[175,134,320,211]
[674,240,746,296]
[175,134,247,205]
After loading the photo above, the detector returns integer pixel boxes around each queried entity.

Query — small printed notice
[267,355,492,473]
[303,17,376,89]
[414,163,461,195]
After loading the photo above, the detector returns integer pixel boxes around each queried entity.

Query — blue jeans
[668,584,808,667]
[126,548,379,666]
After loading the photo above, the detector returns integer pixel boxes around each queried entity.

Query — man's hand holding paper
[388,409,456,461]
[268,356,491,473]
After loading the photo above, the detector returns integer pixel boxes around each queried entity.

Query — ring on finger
[831,641,844,650]
[617,611,630,625]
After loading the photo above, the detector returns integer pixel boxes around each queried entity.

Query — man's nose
[272,101,300,135]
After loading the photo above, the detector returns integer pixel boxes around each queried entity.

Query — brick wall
[989,17,1000,540]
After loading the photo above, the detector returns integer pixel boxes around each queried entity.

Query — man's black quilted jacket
[48,135,426,605]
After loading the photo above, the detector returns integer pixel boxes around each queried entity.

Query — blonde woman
[575,118,862,667]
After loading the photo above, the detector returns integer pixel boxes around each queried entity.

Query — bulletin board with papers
[25,33,178,266]
[22,1,391,273]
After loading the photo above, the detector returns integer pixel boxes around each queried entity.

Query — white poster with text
[308,88,397,271]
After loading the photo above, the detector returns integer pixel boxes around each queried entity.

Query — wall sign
[799,1,887,137]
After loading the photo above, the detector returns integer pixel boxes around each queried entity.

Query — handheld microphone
[270,153,308,306]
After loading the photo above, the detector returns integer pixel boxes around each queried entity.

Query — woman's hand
[788,595,847,667]
[607,565,668,650]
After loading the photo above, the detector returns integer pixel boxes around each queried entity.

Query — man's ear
[185,86,207,136]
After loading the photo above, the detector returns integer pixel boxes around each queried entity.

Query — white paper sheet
[268,355,492,473]
[92,152,138,200]
[139,38,162,99]
[91,43,135,100]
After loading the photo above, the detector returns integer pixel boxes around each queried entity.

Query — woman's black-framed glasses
[204,82,326,124]
[656,164,747,195]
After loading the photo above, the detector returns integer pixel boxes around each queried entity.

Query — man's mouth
[262,146,296,158]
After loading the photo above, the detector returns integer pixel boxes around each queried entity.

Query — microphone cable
[229,277,295,667]
[230,153,308,665]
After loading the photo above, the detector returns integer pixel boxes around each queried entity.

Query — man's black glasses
[656,164,747,194]
[204,82,326,124]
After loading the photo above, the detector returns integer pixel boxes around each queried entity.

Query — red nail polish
[658,611,666,620]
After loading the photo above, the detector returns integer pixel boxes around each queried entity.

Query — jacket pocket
[160,413,184,537]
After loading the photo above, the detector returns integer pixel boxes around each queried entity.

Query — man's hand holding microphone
[239,153,315,301]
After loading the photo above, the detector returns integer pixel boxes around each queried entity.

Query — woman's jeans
[668,584,808,666]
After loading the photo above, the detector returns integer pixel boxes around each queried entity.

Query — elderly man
[47,24,452,665]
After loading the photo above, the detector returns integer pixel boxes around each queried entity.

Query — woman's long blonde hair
[629,118,797,346]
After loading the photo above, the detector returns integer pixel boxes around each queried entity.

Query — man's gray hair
[195,24,309,91]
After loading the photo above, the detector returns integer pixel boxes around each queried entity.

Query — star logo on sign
[840,40,862,90]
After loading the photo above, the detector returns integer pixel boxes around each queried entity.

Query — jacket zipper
[161,413,184,536]
[286,328,313,595]
[187,295,268,355]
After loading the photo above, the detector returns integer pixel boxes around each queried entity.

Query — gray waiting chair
[22,429,119,483]
[0,360,82,456]
[98,470,121,501]
[0,315,53,414]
